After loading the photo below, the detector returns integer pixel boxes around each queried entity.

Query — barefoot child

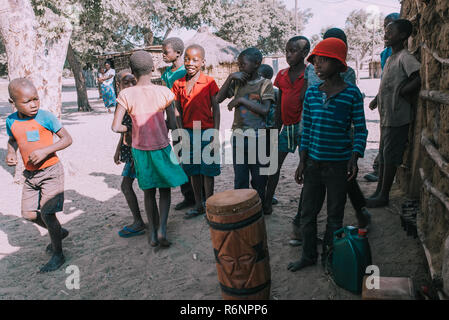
[263,36,310,217]
[288,38,367,272]
[366,19,421,208]
[161,37,196,211]
[216,47,275,207]
[113,70,146,238]
[112,51,188,247]
[171,44,221,219]
[5,78,73,272]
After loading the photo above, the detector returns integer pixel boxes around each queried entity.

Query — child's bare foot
[40,253,65,273]
[158,237,171,248]
[149,232,159,247]
[46,228,69,254]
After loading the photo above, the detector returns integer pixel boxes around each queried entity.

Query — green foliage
[216,0,312,55]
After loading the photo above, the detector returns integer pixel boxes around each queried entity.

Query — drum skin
[206,189,271,300]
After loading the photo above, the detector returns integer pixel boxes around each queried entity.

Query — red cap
[307,38,348,71]
[358,228,368,237]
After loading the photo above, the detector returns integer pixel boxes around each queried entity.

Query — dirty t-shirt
[116,85,174,151]
[227,77,275,131]
[378,48,421,127]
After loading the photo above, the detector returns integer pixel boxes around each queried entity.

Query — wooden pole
[295,0,298,34]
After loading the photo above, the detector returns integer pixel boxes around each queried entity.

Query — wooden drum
[205,189,271,300]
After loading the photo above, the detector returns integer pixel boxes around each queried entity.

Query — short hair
[185,44,206,59]
[162,37,185,54]
[385,13,400,22]
[258,64,274,80]
[117,69,132,82]
[390,19,413,39]
[288,36,311,54]
[104,59,114,68]
[129,50,154,77]
[239,47,263,64]
[323,28,347,45]
[8,78,36,101]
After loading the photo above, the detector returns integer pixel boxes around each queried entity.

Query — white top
[103,69,115,86]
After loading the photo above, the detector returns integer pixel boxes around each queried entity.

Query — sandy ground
[0,77,431,300]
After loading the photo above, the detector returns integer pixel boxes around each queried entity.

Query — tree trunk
[0,0,72,118]
[67,43,92,112]
[0,0,72,182]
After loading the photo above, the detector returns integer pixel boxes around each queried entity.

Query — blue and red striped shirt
[300,83,368,161]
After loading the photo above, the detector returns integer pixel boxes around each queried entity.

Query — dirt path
[0,78,430,299]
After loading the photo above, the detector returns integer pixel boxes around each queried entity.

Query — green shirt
[161,65,187,89]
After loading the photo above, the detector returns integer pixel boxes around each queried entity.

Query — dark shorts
[121,161,136,179]
[279,122,301,153]
[378,125,409,166]
[181,128,221,177]
[22,161,64,215]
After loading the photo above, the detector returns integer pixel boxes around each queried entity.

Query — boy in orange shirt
[6,78,73,272]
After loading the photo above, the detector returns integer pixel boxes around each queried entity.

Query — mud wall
[399,0,449,297]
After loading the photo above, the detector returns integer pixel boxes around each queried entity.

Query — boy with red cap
[288,38,368,272]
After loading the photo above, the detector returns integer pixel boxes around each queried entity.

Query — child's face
[238,55,260,75]
[10,85,40,117]
[162,44,180,64]
[120,74,137,90]
[286,40,307,67]
[313,56,342,80]
[184,48,204,77]
[384,23,403,47]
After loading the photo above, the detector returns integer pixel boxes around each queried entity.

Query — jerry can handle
[333,227,346,237]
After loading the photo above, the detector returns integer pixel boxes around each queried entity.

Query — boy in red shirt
[264,36,310,215]
[172,44,221,218]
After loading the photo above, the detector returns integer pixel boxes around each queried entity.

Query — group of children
[5,14,421,275]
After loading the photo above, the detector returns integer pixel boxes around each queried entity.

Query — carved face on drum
[216,231,258,288]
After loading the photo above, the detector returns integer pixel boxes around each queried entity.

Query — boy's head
[384,13,400,30]
[117,69,137,91]
[184,44,205,77]
[238,47,263,75]
[323,28,347,45]
[258,64,274,80]
[8,78,40,117]
[129,50,154,78]
[307,38,347,80]
[286,36,310,67]
[385,19,413,48]
[162,37,185,64]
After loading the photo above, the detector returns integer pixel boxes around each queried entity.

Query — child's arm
[6,136,18,166]
[111,104,128,133]
[400,71,421,98]
[212,95,220,131]
[295,93,311,184]
[348,91,368,181]
[275,90,282,130]
[114,135,122,165]
[173,100,183,129]
[166,103,178,130]
[28,128,72,165]
[229,97,271,117]
[216,72,249,104]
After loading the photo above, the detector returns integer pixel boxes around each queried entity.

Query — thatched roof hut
[185,27,240,85]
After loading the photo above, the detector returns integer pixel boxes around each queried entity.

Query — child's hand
[231,72,249,84]
[347,155,359,181]
[295,162,305,185]
[114,151,120,165]
[369,98,377,110]
[228,97,241,111]
[28,149,48,165]
[5,152,17,166]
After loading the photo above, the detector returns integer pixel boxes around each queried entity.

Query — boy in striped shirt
[288,38,368,271]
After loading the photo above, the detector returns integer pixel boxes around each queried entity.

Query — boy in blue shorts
[162,37,197,211]
[6,78,73,272]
